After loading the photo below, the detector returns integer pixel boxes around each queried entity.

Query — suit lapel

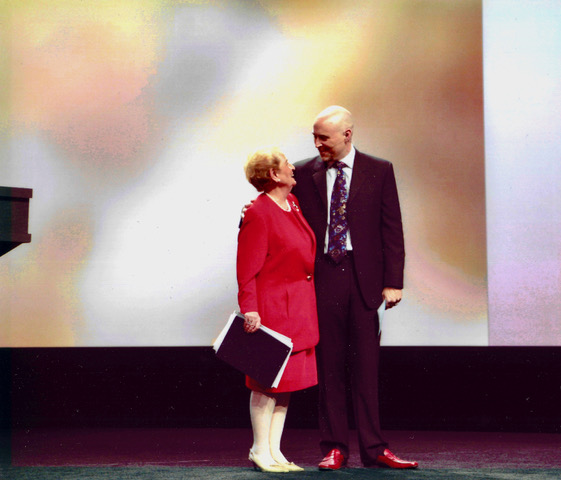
[348,150,369,205]
[312,158,328,208]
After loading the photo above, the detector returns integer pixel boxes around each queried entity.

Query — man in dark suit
[292,106,418,470]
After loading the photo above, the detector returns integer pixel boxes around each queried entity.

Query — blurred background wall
[1,1,559,347]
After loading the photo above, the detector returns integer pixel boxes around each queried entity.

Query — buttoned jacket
[237,193,319,351]
[293,150,405,309]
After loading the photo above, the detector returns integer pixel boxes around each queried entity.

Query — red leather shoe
[318,448,347,470]
[376,449,418,469]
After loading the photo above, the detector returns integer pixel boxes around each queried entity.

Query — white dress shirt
[324,146,355,253]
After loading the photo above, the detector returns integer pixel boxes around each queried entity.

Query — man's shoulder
[355,149,392,167]
[294,156,320,170]
[292,151,394,173]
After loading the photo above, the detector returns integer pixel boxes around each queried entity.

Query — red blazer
[237,193,319,352]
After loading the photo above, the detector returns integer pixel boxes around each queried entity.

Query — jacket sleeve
[380,162,405,289]
[236,207,268,314]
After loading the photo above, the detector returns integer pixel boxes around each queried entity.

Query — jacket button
[306,275,313,281]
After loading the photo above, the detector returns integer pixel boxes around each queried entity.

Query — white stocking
[269,392,291,464]
[249,391,276,463]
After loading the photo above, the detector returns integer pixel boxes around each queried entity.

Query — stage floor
[6,428,561,469]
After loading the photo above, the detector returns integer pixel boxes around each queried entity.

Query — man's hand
[240,199,255,219]
[382,288,402,309]
[243,311,261,333]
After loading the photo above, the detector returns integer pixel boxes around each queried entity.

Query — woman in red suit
[237,147,319,473]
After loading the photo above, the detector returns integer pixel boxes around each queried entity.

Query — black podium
[0,186,33,257]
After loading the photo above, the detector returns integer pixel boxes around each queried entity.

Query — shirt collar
[340,145,355,169]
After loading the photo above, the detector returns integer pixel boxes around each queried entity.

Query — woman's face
[274,154,296,188]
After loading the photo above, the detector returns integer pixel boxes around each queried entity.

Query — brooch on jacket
[291,201,300,212]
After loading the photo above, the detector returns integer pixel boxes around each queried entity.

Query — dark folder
[213,312,293,388]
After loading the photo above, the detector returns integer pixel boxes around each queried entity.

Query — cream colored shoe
[278,461,304,472]
[271,452,305,471]
[249,449,289,473]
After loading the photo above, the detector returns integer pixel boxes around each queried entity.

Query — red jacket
[237,193,319,352]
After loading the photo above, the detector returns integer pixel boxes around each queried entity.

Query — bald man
[292,106,417,470]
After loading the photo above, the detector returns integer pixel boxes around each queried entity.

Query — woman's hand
[243,311,261,333]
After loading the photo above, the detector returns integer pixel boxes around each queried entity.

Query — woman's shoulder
[243,194,270,222]
[248,193,270,212]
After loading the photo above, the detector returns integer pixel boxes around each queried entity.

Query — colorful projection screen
[1,1,560,347]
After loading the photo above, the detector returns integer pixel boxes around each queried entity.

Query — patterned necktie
[327,161,348,263]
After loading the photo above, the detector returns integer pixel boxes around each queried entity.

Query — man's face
[313,117,349,163]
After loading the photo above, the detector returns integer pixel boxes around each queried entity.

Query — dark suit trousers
[315,252,388,464]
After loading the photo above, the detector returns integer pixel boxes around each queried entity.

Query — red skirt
[246,347,317,393]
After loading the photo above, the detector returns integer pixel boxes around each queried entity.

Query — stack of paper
[213,312,293,388]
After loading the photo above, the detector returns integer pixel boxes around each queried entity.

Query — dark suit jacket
[293,150,405,310]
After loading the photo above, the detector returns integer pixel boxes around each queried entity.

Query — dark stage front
[2,347,561,477]
[2,346,561,433]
